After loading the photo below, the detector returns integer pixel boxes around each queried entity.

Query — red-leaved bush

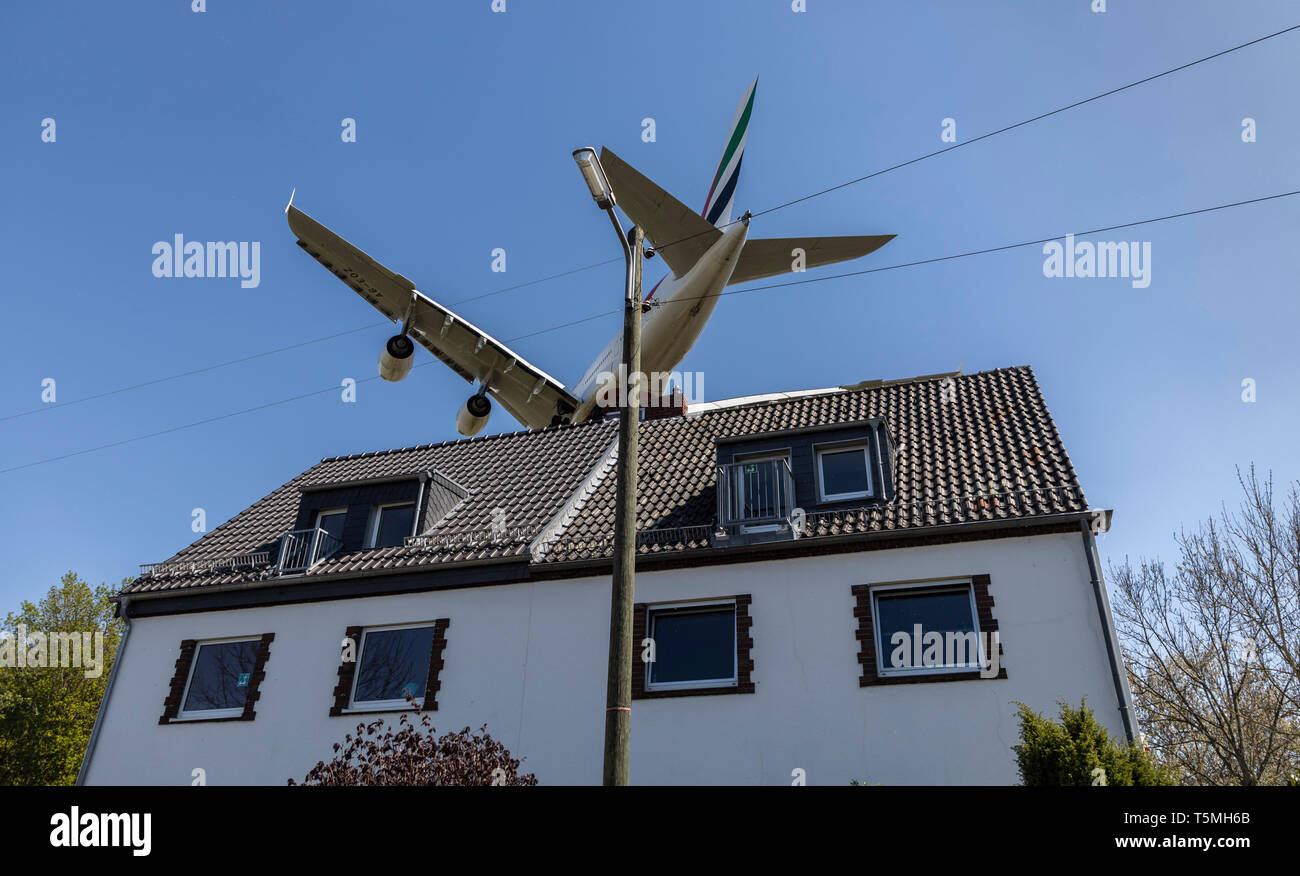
[289,695,537,786]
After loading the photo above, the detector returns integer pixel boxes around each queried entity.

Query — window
[351,623,437,709]
[315,508,348,541]
[729,450,792,531]
[871,582,982,676]
[179,638,262,719]
[367,502,415,549]
[816,443,873,502]
[646,601,737,690]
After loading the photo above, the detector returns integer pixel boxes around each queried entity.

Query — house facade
[79,366,1135,786]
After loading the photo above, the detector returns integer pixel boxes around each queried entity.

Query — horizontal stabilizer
[727,235,896,285]
[599,147,722,279]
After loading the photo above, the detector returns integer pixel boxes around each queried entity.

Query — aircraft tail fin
[701,77,757,227]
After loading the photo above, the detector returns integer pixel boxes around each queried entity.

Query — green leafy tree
[0,572,126,785]
[1013,698,1176,786]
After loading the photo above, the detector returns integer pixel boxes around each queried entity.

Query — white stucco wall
[83,532,1127,786]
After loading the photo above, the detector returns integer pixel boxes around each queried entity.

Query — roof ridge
[682,365,1033,420]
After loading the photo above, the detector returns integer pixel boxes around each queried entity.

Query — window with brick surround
[330,619,450,714]
[851,575,1007,686]
[159,633,274,724]
[633,596,754,699]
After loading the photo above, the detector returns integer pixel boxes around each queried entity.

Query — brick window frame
[851,574,1007,686]
[158,633,275,724]
[632,595,754,699]
[329,618,450,716]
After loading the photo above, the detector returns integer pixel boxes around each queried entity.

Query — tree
[1013,699,1176,786]
[1109,467,1300,785]
[290,696,536,786]
[0,572,126,785]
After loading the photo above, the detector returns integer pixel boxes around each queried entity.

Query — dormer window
[815,442,873,502]
[315,508,348,541]
[367,502,416,549]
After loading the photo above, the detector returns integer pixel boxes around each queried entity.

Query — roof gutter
[1079,513,1137,742]
[120,550,524,603]
[76,594,131,786]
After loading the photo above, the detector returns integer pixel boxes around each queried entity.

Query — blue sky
[1,0,1297,607]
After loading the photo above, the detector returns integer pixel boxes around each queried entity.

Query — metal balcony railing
[275,527,343,575]
[138,551,270,579]
[717,458,796,531]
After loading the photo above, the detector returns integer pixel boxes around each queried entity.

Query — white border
[365,501,417,549]
[870,579,984,677]
[347,620,438,712]
[732,449,791,533]
[175,635,262,720]
[815,441,873,502]
[645,599,739,692]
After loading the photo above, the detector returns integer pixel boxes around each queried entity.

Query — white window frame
[314,506,348,535]
[870,579,983,678]
[365,501,417,549]
[645,599,739,692]
[176,635,262,721]
[815,441,873,502]
[347,621,437,712]
[732,449,791,533]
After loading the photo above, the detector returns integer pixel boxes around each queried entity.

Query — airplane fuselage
[570,217,749,421]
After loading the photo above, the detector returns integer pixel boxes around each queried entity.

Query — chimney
[643,390,688,422]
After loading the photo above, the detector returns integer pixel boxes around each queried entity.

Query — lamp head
[572,147,615,210]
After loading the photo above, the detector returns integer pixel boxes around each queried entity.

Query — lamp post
[573,147,642,786]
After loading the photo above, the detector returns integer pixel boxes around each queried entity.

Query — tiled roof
[125,366,1088,596]
[124,421,618,594]
[541,365,1086,561]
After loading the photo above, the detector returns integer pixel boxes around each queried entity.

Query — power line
[4,186,1295,475]
[0,262,621,424]
[702,188,1300,301]
[653,23,1300,253]
[8,22,1292,423]
[0,321,389,423]
[744,23,1300,221]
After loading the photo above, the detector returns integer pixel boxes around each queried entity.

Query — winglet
[284,187,296,215]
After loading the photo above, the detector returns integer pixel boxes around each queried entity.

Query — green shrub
[1013,698,1176,786]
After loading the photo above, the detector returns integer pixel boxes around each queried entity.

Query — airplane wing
[725,235,895,286]
[599,147,722,279]
[287,204,580,429]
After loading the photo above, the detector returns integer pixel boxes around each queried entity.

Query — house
[78,366,1136,785]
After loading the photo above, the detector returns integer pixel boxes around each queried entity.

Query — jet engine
[378,334,415,382]
[456,393,492,437]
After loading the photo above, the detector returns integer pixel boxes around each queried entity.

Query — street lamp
[573,146,643,786]
[572,147,616,210]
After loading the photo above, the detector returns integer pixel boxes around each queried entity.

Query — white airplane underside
[286,77,894,436]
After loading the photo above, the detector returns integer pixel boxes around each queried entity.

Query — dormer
[713,418,894,546]
[277,470,469,574]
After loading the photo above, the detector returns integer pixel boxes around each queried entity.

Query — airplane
[285,78,895,437]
